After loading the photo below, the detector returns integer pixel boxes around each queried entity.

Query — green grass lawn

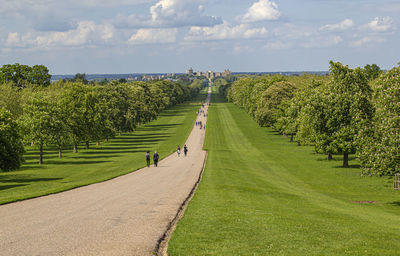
[168,92,400,255]
[0,96,205,205]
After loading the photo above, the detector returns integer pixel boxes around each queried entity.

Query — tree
[73,73,88,84]
[357,64,400,175]
[20,92,55,164]
[29,65,51,86]
[0,63,31,88]
[363,64,382,81]
[309,61,373,167]
[254,81,297,127]
[0,108,24,171]
[0,83,23,117]
[0,63,51,87]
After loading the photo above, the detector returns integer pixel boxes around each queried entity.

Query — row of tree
[222,62,399,176]
[0,73,202,171]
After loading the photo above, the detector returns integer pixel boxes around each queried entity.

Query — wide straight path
[0,87,211,256]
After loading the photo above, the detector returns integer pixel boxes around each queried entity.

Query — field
[168,91,400,255]
[0,99,203,205]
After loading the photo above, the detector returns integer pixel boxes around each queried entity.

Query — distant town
[51,69,328,82]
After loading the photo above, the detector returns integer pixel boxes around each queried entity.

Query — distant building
[188,68,231,78]
[186,67,193,75]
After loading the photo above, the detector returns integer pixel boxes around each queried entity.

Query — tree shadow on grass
[69,155,122,159]
[141,123,183,131]
[334,164,361,169]
[0,174,63,184]
[0,184,27,191]
[45,160,111,165]
[388,201,400,207]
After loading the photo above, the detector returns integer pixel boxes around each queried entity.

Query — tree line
[0,63,203,171]
[219,61,399,176]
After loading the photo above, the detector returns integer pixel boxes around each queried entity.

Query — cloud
[301,35,343,48]
[184,21,267,41]
[265,41,291,50]
[361,17,394,32]
[34,21,114,47]
[5,21,115,48]
[113,0,222,28]
[239,0,281,23]
[128,28,178,44]
[320,19,354,31]
[149,0,222,27]
[349,36,385,47]
[6,32,20,45]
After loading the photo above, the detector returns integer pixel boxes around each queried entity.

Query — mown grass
[0,94,206,205]
[168,92,400,255]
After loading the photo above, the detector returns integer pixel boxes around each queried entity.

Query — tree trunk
[58,145,62,158]
[343,151,349,168]
[31,141,34,147]
[297,141,301,146]
[290,134,294,142]
[74,143,78,153]
[39,143,43,165]
[85,141,89,149]
[328,152,333,160]
[96,141,100,146]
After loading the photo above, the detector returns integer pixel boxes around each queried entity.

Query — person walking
[184,145,188,157]
[177,146,181,157]
[153,151,159,167]
[145,151,151,167]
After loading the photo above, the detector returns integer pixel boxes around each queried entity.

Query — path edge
[154,151,208,256]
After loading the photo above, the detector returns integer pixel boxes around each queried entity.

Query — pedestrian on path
[177,146,181,157]
[146,151,151,167]
[184,145,188,157]
[153,151,159,167]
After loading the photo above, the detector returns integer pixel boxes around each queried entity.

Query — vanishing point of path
[0,88,211,256]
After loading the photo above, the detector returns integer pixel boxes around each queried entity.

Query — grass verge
[168,92,400,255]
[0,96,205,205]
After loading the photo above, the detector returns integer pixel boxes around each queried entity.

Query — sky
[0,0,399,74]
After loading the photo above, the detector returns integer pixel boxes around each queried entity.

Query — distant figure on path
[177,146,181,157]
[184,145,188,157]
[146,151,151,167]
[153,151,159,167]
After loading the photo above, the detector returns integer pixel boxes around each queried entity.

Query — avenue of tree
[217,62,399,176]
[0,63,203,171]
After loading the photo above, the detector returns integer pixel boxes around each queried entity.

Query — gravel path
[0,89,211,256]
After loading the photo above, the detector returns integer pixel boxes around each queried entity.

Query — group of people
[195,120,205,129]
[145,101,208,168]
[176,144,188,157]
[145,151,159,167]
[145,144,189,167]
[195,104,208,130]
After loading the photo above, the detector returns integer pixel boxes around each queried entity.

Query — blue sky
[1,0,399,74]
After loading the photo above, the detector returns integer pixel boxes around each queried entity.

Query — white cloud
[362,17,393,32]
[320,19,354,31]
[184,21,267,41]
[301,35,343,48]
[239,0,281,23]
[6,32,20,45]
[265,41,291,50]
[128,28,178,44]
[4,21,115,48]
[349,36,385,47]
[34,21,114,47]
[113,0,222,28]
[149,0,222,27]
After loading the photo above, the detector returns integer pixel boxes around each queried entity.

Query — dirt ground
[0,89,211,256]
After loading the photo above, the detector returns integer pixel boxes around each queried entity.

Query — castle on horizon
[186,67,232,79]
